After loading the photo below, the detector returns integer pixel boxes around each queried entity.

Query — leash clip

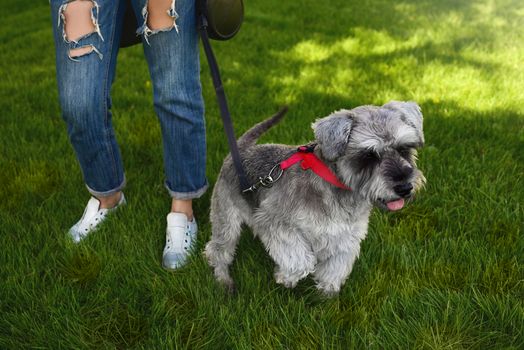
[242,163,284,194]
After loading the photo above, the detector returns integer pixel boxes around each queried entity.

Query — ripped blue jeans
[50,0,208,200]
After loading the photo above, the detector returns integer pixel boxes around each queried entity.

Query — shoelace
[77,209,108,237]
[165,223,193,252]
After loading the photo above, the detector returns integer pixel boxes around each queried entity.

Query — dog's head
[312,101,426,211]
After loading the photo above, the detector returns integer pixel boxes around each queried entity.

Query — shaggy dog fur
[205,101,425,295]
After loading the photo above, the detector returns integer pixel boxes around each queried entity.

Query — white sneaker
[69,194,126,243]
[163,213,197,270]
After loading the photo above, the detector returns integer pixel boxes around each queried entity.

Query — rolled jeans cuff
[86,175,126,198]
[165,180,208,200]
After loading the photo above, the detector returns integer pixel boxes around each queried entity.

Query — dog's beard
[336,165,419,212]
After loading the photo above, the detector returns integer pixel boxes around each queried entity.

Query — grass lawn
[1,0,523,348]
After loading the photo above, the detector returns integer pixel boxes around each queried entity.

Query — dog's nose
[393,183,413,197]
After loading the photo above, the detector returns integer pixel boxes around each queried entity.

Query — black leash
[197,13,251,193]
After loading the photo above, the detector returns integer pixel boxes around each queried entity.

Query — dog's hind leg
[205,192,245,292]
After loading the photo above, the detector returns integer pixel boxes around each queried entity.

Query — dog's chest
[298,206,371,258]
[254,184,372,258]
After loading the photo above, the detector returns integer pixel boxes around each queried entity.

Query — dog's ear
[383,101,424,146]
[311,110,354,161]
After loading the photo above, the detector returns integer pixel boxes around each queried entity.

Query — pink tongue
[386,198,405,211]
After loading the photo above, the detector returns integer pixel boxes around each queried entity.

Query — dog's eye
[397,147,412,159]
[359,150,380,167]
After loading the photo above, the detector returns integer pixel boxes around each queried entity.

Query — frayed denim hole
[138,0,179,45]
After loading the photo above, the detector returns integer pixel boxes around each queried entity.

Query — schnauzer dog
[205,101,425,295]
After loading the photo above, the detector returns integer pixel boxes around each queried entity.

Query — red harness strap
[280,146,351,190]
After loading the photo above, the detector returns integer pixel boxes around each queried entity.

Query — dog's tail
[237,106,288,148]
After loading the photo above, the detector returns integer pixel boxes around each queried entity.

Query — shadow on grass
[210,0,522,126]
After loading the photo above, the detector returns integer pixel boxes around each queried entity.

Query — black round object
[205,0,244,40]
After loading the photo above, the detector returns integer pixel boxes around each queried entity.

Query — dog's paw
[224,280,237,295]
[276,279,298,289]
[319,289,340,298]
[275,272,300,289]
[215,276,236,294]
[316,282,341,297]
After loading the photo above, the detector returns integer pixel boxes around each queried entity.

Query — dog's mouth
[377,198,405,211]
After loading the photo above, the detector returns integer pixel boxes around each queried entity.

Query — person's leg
[131,0,207,267]
[171,198,194,220]
[132,0,207,208]
[51,0,127,239]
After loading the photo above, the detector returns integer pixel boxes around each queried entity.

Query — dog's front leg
[258,229,316,288]
[313,247,360,296]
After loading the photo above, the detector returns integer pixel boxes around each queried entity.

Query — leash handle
[198,13,251,192]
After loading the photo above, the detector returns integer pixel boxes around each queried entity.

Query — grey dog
[205,101,425,295]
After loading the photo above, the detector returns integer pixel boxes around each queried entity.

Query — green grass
[1,0,523,348]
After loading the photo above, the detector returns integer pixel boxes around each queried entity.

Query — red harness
[280,145,351,190]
